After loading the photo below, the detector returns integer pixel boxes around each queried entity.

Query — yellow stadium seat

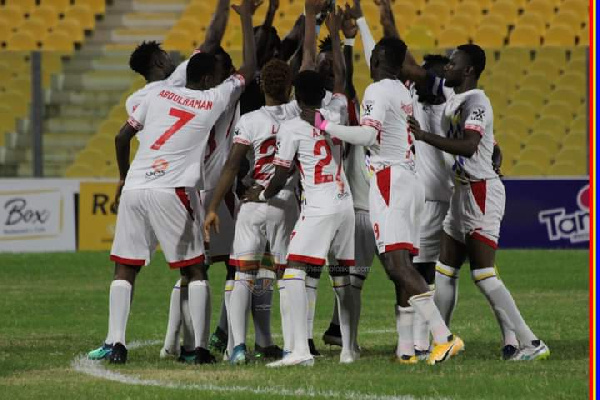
[40,0,72,13]
[393,1,419,18]
[529,58,564,79]
[525,132,561,152]
[569,115,587,134]
[412,15,443,37]
[65,4,96,30]
[499,47,532,64]
[513,87,546,109]
[453,1,483,19]
[533,116,568,138]
[485,87,510,108]
[544,24,577,46]
[552,10,587,29]
[495,132,523,155]
[98,118,125,137]
[1,90,28,117]
[557,146,587,165]
[163,29,195,53]
[86,135,114,153]
[0,18,11,43]
[473,25,506,48]
[510,25,542,47]
[446,14,479,35]
[488,1,519,24]
[517,13,547,33]
[65,164,95,178]
[19,17,52,40]
[524,0,557,20]
[518,146,553,167]
[421,2,452,23]
[437,27,470,48]
[42,31,75,53]
[0,6,26,29]
[577,29,589,45]
[75,0,107,15]
[54,19,85,43]
[567,56,586,72]
[5,31,38,51]
[535,46,569,64]
[4,0,37,14]
[540,101,575,120]
[509,162,543,176]
[497,115,530,138]
[548,161,584,176]
[404,26,436,48]
[519,72,553,92]
[548,87,585,106]
[74,148,112,169]
[494,58,527,76]
[505,102,537,125]
[559,0,588,17]
[30,6,61,28]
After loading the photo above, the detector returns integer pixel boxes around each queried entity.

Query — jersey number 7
[151,108,195,150]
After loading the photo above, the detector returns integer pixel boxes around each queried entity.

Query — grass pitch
[0,250,589,399]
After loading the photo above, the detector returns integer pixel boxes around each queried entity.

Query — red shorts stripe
[376,166,392,206]
[175,187,195,220]
[288,254,326,266]
[169,255,205,269]
[229,258,261,270]
[110,255,146,266]
[384,242,419,256]
[336,259,356,267]
[469,231,498,249]
[470,180,487,214]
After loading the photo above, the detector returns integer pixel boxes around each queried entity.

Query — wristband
[258,190,266,202]
[344,38,356,46]
[319,119,329,131]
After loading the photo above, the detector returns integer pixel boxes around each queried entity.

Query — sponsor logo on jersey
[146,158,169,180]
[538,184,589,244]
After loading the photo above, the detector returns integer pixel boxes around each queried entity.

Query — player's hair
[319,36,333,53]
[423,54,450,70]
[293,70,325,107]
[457,44,486,79]
[261,59,293,102]
[214,45,234,72]
[129,41,163,78]
[186,52,217,84]
[375,37,407,69]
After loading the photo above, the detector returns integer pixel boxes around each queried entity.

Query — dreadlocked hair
[319,36,333,53]
[129,41,163,78]
[261,59,293,103]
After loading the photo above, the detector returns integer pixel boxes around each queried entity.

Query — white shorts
[110,188,205,268]
[369,165,425,255]
[413,200,450,264]
[443,179,505,249]
[354,209,377,274]
[230,192,300,271]
[288,205,355,267]
[201,188,238,262]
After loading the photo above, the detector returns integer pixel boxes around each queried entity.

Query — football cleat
[230,344,247,365]
[322,323,343,347]
[194,347,217,364]
[510,340,550,361]
[177,347,196,364]
[87,343,113,360]
[160,346,180,359]
[209,327,228,355]
[339,349,357,364]
[268,353,314,367]
[501,344,518,360]
[265,350,292,368]
[396,354,418,365]
[254,344,283,360]
[308,339,321,356]
[108,343,128,364]
[415,349,430,361]
[427,335,464,365]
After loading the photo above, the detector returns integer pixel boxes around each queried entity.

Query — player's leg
[178,275,197,363]
[305,264,321,356]
[160,279,182,358]
[252,251,280,359]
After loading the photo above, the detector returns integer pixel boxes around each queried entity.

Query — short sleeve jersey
[273,115,352,216]
[360,79,415,171]
[123,74,245,191]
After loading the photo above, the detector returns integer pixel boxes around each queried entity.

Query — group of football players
[87,0,550,367]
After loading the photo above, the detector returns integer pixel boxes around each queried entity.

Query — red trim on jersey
[224,189,237,218]
[274,263,287,272]
[336,259,356,267]
[233,137,252,145]
[273,158,292,168]
[127,117,143,131]
[361,118,382,132]
[233,73,246,87]
[470,180,487,214]
[110,255,146,266]
[384,243,419,255]
[229,258,261,270]
[469,231,498,249]
[175,187,195,220]
[347,97,360,126]
[169,255,205,269]
[288,254,326,266]
[376,166,392,206]
[465,124,485,136]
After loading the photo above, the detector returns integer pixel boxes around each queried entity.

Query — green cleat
[209,327,228,355]
[87,343,113,360]
[254,344,283,361]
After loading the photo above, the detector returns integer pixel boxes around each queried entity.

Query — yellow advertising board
[79,181,118,251]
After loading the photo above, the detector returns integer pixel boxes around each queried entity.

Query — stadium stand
[0,0,590,177]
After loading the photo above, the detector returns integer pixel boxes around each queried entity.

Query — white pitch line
[72,340,448,400]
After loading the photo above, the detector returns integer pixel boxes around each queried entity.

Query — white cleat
[340,349,356,364]
[511,340,550,361]
[159,347,180,359]
[268,353,314,367]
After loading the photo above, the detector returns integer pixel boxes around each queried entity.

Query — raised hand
[407,116,424,141]
[342,5,358,38]
[346,0,362,19]
[305,0,327,15]
[325,6,344,36]
[232,0,263,15]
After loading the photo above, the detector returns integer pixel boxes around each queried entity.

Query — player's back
[361,79,415,171]
[275,116,351,216]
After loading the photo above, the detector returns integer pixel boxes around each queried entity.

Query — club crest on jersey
[538,184,589,244]
[146,158,169,180]
[470,107,485,121]
[362,101,374,116]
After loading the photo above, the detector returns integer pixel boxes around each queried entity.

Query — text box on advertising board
[79,181,118,251]
[0,190,62,239]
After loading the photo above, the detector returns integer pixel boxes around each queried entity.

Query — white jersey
[344,97,370,211]
[412,97,454,202]
[274,114,352,216]
[125,59,189,115]
[360,79,415,171]
[233,103,299,188]
[123,74,245,191]
[289,90,349,125]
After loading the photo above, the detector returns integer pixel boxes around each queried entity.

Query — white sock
[331,275,353,353]
[284,268,310,357]
[224,280,235,355]
[278,279,293,353]
[434,262,460,325]
[413,284,433,351]
[396,306,415,357]
[349,270,365,350]
[409,291,452,344]
[180,284,195,351]
[252,268,276,348]
[188,280,211,349]
[163,279,182,352]
[230,271,255,347]
[472,268,536,345]
[305,276,319,340]
[107,280,132,346]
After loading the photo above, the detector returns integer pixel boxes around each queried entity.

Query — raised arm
[341,6,357,99]
[325,7,346,94]
[263,0,278,28]
[199,0,230,54]
[346,0,375,68]
[375,0,398,38]
[233,0,259,83]
[280,15,305,61]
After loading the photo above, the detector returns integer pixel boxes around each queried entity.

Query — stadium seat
[524,0,557,21]
[5,31,38,51]
[4,0,37,14]
[42,31,75,53]
[30,6,61,28]
[65,163,95,178]
[552,10,586,29]
[453,1,483,19]
[75,0,107,15]
[577,29,589,45]
[519,146,553,168]
[557,146,587,165]
[499,48,532,64]
[19,18,52,40]
[437,27,470,48]
[548,87,585,106]
[0,6,26,29]
[529,58,563,79]
[0,18,11,43]
[485,87,510,108]
[53,19,85,43]
[497,114,530,137]
[421,1,452,23]
[533,115,568,136]
[540,101,575,120]
[517,14,547,33]
[512,87,546,109]
[509,162,543,176]
[569,115,587,134]
[495,132,523,155]
[97,118,126,137]
[544,24,577,46]
[504,102,537,126]
[488,2,519,24]
[404,26,436,48]
[473,25,506,48]
[446,14,479,35]
[559,0,588,17]
[163,29,195,53]
[85,135,114,154]
[510,25,542,46]
[41,0,72,13]
[65,4,96,30]
[412,15,443,37]
[494,58,526,76]
[393,1,419,19]
[519,72,553,92]
[526,132,561,153]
